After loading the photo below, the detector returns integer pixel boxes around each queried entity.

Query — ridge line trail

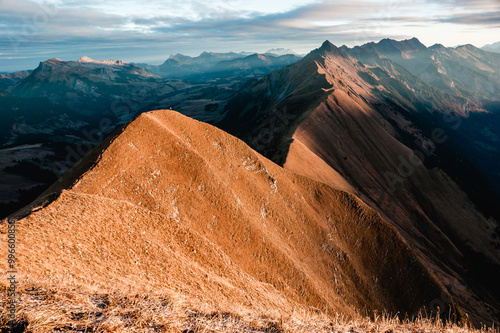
[143,112,236,189]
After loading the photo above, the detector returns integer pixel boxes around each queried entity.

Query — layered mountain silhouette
[343,38,500,101]
[1,38,499,328]
[147,51,249,79]
[0,70,31,91]
[11,57,177,119]
[482,41,500,54]
[340,39,500,200]
[149,52,302,80]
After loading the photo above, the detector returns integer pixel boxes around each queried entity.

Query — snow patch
[78,56,127,66]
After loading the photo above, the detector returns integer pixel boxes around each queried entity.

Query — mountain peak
[301,40,347,63]
[247,53,267,60]
[41,58,64,65]
[266,48,301,56]
[199,51,217,58]
[407,37,427,49]
[316,40,344,57]
[368,37,427,59]
[77,56,126,65]
[429,43,445,50]
[38,58,65,68]
[378,37,427,51]
[320,40,337,51]
[456,44,479,51]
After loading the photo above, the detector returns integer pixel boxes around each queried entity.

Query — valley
[1,38,499,331]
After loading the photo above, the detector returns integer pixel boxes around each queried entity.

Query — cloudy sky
[0,0,499,71]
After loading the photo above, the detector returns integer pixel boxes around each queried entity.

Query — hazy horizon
[1,0,499,72]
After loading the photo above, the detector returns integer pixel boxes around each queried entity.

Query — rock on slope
[2,110,448,320]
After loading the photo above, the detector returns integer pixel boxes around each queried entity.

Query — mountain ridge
[1,38,499,328]
[2,110,452,325]
[219,39,500,324]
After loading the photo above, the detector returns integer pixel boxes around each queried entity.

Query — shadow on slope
[2,110,453,326]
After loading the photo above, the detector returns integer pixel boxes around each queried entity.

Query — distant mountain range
[343,38,500,101]
[266,47,304,56]
[0,70,32,91]
[483,41,500,53]
[0,38,500,324]
[2,37,499,329]
[0,52,302,217]
[11,57,164,118]
[146,51,302,80]
[339,38,500,198]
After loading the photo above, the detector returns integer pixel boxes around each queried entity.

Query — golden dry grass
[225,45,500,324]
[1,281,497,333]
[282,57,500,325]
[0,110,495,332]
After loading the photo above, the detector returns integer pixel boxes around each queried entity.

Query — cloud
[437,10,500,25]
[430,0,499,11]
[0,0,498,71]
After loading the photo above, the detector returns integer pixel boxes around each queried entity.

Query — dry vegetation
[1,111,498,332]
[225,43,500,324]
[1,282,497,333]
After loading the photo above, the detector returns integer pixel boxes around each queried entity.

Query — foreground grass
[1,284,498,333]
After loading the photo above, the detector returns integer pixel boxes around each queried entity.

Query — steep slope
[1,110,451,325]
[342,39,500,199]
[219,41,500,324]
[349,38,500,102]
[0,56,248,219]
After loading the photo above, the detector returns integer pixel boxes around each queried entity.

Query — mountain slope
[348,38,500,101]
[0,55,265,219]
[483,41,500,53]
[10,57,178,119]
[342,39,500,199]
[1,110,451,327]
[153,51,247,79]
[0,70,32,91]
[219,41,500,324]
